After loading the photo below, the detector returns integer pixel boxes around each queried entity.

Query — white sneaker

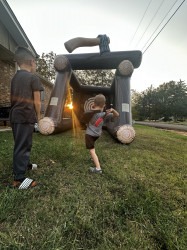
[90,167,102,174]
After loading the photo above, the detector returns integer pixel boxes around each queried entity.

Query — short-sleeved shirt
[86,111,113,137]
[10,70,44,124]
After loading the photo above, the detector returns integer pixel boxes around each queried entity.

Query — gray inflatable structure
[38,35,142,144]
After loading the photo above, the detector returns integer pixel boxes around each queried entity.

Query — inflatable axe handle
[64,35,110,54]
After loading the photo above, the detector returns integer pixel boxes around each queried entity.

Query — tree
[156,80,187,121]
[36,51,56,82]
[36,51,115,87]
[133,80,187,121]
[168,80,187,120]
[131,89,141,120]
[132,91,147,120]
[74,69,115,87]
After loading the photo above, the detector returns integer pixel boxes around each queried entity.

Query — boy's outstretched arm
[106,108,119,117]
[33,91,41,121]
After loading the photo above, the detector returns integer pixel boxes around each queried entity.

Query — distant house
[0,0,53,124]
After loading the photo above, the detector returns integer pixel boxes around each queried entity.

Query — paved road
[135,121,187,132]
[1,123,187,132]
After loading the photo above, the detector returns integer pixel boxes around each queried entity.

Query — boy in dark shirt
[85,94,119,173]
[10,46,43,189]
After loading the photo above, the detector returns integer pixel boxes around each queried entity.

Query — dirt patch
[166,130,187,136]
[0,126,11,131]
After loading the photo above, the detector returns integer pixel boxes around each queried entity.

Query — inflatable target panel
[84,97,95,112]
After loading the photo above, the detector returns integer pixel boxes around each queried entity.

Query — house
[0,0,53,125]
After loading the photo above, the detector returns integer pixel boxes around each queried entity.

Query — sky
[7,0,187,92]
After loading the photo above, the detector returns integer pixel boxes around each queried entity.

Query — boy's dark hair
[14,46,36,66]
[94,94,106,107]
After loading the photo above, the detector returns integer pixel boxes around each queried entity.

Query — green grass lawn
[0,125,186,250]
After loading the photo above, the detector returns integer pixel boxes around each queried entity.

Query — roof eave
[0,0,39,58]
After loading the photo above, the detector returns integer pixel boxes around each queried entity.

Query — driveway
[135,121,187,132]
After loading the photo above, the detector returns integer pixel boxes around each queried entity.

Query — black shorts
[85,134,99,149]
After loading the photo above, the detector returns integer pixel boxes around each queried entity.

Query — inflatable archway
[38,35,142,144]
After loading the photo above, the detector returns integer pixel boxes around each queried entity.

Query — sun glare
[66,102,73,110]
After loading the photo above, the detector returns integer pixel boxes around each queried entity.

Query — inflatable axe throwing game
[38,35,142,144]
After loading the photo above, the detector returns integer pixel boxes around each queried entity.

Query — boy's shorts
[85,134,99,149]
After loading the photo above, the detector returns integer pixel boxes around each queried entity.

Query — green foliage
[36,51,56,82]
[0,126,187,249]
[132,80,187,121]
[36,51,114,87]
[74,69,115,87]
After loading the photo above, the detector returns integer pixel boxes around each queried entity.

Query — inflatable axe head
[64,35,110,54]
